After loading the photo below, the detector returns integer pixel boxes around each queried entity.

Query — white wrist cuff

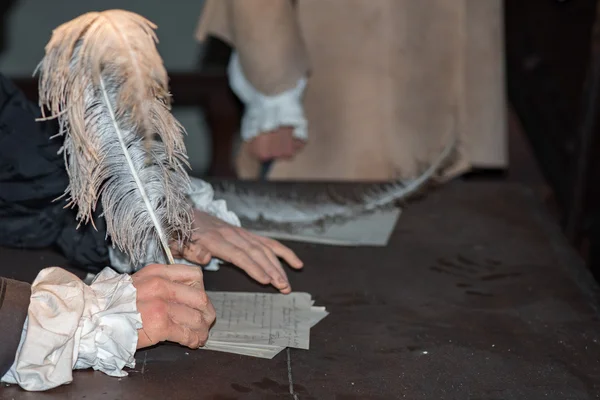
[227,51,308,142]
[1,267,141,391]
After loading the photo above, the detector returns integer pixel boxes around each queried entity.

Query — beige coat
[196,0,507,181]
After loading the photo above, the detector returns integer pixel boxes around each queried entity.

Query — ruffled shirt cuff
[109,177,241,273]
[1,267,141,391]
[227,51,308,142]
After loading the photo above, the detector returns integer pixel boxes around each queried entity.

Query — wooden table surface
[1,181,600,399]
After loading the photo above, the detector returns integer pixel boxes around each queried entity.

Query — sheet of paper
[304,307,329,328]
[250,207,401,246]
[200,292,328,358]
[206,292,314,349]
[202,342,285,359]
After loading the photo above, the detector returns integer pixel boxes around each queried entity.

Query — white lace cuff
[109,177,241,273]
[227,51,308,142]
[1,267,141,391]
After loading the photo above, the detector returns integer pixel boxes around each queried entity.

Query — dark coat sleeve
[0,277,30,378]
[0,73,109,272]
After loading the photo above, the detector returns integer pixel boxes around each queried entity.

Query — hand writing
[132,263,215,349]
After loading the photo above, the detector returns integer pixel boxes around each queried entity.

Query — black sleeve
[0,74,109,272]
[0,277,30,378]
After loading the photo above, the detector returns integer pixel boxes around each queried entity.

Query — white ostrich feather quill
[35,10,193,265]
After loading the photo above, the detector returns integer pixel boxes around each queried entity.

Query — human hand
[170,210,304,294]
[247,126,305,162]
[132,263,215,349]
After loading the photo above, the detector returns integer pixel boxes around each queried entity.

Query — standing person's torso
[266,0,469,181]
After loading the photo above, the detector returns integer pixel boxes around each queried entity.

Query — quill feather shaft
[99,15,155,147]
[99,78,175,264]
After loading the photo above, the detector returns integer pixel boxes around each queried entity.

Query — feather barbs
[36,9,183,156]
[35,10,194,266]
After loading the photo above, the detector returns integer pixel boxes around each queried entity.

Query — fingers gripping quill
[133,264,216,349]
